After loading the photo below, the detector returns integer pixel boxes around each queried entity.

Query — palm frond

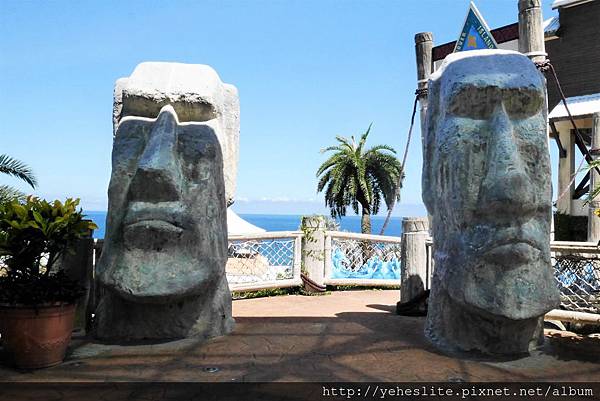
[0,154,37,188]
[0,185,25,203]
[357,123,372,151]
[316,153,346,177]
[320,145,343,154]
[364,144,397,155]
[335,135,355,151]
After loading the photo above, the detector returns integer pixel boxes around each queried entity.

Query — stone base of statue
[95,275,234,341]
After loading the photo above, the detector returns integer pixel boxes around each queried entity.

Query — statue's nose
[129,106,182,202]
[478,104,533,214]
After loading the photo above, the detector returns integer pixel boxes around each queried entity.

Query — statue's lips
[124,219,183,232]
[123,203,186,230]
[121,203,189,249]
[122,219,184,250]
[122,206,187,249]
[481,239,542,265]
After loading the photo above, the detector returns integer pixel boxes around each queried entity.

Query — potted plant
[0,197,97,369]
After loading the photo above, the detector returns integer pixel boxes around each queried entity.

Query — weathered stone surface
[422,50,560,355]
[112,62,240,206]
[97,70,235,340]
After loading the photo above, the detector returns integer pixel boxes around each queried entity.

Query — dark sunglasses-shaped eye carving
[447,85,543,120]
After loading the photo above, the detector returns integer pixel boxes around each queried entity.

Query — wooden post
[300,216,326,292]
[399,216,429,303]
[557,125,575,215]
[546,309,600,325]
[415,33,433,228]
[415,32,433,135]
[588,113,600,243]
[518,0,546,63]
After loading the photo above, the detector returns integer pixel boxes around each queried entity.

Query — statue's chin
[444,254,558,321]
[105,248,220,304]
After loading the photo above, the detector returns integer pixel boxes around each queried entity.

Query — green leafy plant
[0,197,98,305]
[316,124,402,234]
[0,154,37,203]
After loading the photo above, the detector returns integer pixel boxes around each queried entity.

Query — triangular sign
[454,2,498,52]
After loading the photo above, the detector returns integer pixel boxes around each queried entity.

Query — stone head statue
[95,63,237,340]
[422,50,559,355]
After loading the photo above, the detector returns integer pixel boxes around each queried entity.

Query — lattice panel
[553,255,600,314]
[331,238,402,279]
[227,238,295,285]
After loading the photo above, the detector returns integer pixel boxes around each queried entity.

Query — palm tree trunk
[360,207,371,234]
[360,207,374,266]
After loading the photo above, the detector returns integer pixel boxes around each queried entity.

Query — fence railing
[227,231,302,292]
[324,231,402,287]
[551,241,600,314]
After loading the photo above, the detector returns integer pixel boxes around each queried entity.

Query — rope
[555,156,586,204]
[300,272,326,293]
[536,58,600,203]
[379,88,426,235]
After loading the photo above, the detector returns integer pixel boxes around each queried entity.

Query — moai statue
[422,50,560,355]
[95,63,239,340]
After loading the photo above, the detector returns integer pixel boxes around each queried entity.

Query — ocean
[84,211,404,239]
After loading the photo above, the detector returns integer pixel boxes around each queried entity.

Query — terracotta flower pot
[0,303,76,369]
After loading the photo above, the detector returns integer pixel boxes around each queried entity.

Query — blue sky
[0,0,556,215]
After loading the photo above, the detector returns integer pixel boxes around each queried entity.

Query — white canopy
[552,0,592,9]
[549,93,600,120]
[227,209,265,235]
[544,16,560,37]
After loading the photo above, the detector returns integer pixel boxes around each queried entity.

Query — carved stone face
[98,105,227,302]
[97,63,238,303]
[423,51,559,321]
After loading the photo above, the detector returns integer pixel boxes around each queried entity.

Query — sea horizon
[85,211,408,239]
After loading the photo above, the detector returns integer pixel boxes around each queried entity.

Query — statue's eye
[177,126,218,162]
[121,95,217,123]
[447,85,543,121]
[447,85,501,120]
[113,120,150,163]
[502,89,543,119]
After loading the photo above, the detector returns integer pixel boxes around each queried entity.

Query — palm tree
[0,154,37,203]
[316,124,402,234]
